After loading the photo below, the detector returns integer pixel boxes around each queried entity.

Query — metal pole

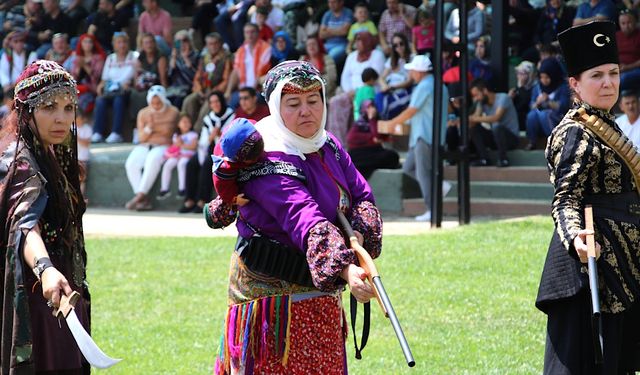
[430,0,444,228]
[458,0,471,224]
[491,0,509,92]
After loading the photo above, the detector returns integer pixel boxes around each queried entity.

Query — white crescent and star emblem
[593,33,610,47]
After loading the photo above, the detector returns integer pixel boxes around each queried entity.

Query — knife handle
[52,291,80,318]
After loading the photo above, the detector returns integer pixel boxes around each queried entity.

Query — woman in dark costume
[536,21,640,374]
[0,60,90,374]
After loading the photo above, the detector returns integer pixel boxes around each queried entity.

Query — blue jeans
[93,93,129,136]
[621,67,640,91]
[526,109,553,144]
[325,41,347,70]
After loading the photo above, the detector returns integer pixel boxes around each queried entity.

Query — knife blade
[53,291,122,369]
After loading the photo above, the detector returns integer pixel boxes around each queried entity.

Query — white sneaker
[105,132,123,144]
[91,133,104,143]
[415,210,431,221]
[443,181,452,197]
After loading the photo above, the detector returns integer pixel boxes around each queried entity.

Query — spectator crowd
[3,0,640,219]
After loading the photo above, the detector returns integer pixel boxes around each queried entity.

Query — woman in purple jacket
[207,60,382,375]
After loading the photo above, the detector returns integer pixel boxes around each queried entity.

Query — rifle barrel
[372,276,416,367]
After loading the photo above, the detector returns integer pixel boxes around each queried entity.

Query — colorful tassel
[282,296,292,366]
[275,296,281,356]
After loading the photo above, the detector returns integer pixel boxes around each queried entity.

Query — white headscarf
[255,76,327,160]
[146,85,171,111]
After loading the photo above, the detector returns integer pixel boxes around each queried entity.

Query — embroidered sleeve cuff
[307,220,357,292]
[204,196,237,229]
[350,200,382,259]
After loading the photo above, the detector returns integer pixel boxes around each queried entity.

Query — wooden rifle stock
[336,210,415,367]
[584,205,603,364]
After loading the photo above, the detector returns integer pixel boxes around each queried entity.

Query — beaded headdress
[14,60,78,112]
[263,60,324,102]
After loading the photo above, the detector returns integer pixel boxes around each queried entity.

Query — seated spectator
[319,0,353,70]
[158,114,198,200]
[137,0,172,56]
[125,85,179,211]
[59,0,88,33]
[444,0,484,53]
[92,31,138,143]
[347,2,378,53]
[507,0,539,58]
[2,0,38,41]
[86,0,129,54]
[279,0,309,51]
[31,0,75,59]
[167,30,198,108]
[129,33,169,127]
[378,0,416,56]
[270,30,299,66]
[0,88,14,120]
[71,33,107,114]
[0,31,37,92]
[353,67,378,120]
[225,23,272,108]
[182,32,232,130]
[616,90,640,146]
[256,6,275,43]
[214,0,253,52]
[469,36,493,82]
[181,91,235,214]
[528,0,575,62]
[347,99,399,179]
[234,87,270,121]
[300,34,337,97]
[616,9,640,91]
[509,60,537,131]
[377,55,450,221]
[468,78,520,167]
[23,0,45,50]
[525,57,570,150]
[412,8,435,56]
[248,0,285,34]
[44,32,72,70]
[340,31,385,93]
[573,0,617,25]
[376,32,413,120]
[190,0,218,45]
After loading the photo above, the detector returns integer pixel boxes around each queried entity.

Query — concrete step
[403,198,550,217]
[446,181,553,201]
[443,165,549,183]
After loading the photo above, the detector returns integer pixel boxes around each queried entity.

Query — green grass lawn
[86,216,554,374]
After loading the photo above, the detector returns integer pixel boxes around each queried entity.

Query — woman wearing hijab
[207,61,382,374]
[525,57,570,150]
[509,60,537,131]
[0,60,90,373]
[124,85,179,211]
[536,21,640,374]
[270,30,299,67]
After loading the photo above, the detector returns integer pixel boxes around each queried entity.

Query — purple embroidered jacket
[209,134,383,291]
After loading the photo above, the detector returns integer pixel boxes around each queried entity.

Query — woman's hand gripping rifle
[336,210,416,367]
[584,205,603,364]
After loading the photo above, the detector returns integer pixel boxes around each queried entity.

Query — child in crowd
[158,114,198,199]
[76,109,93,201]
[353,67,378,120]
[256,6,274,43]
[347,3,378,53]
[212,118,264,207]
[412,9,435,56]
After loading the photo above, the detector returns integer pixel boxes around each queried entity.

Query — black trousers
[184,150,214,203]
[470,124,519,160]
[544,290,640,375]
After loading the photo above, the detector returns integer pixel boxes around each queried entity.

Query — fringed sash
[574,107,640,195]
[215,294,293,374]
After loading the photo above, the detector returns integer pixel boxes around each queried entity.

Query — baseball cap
[404,55,432,72]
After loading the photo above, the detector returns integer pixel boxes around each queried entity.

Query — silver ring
[47,300,53,308]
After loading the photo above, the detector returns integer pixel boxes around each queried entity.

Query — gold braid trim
[574,107,640,195]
